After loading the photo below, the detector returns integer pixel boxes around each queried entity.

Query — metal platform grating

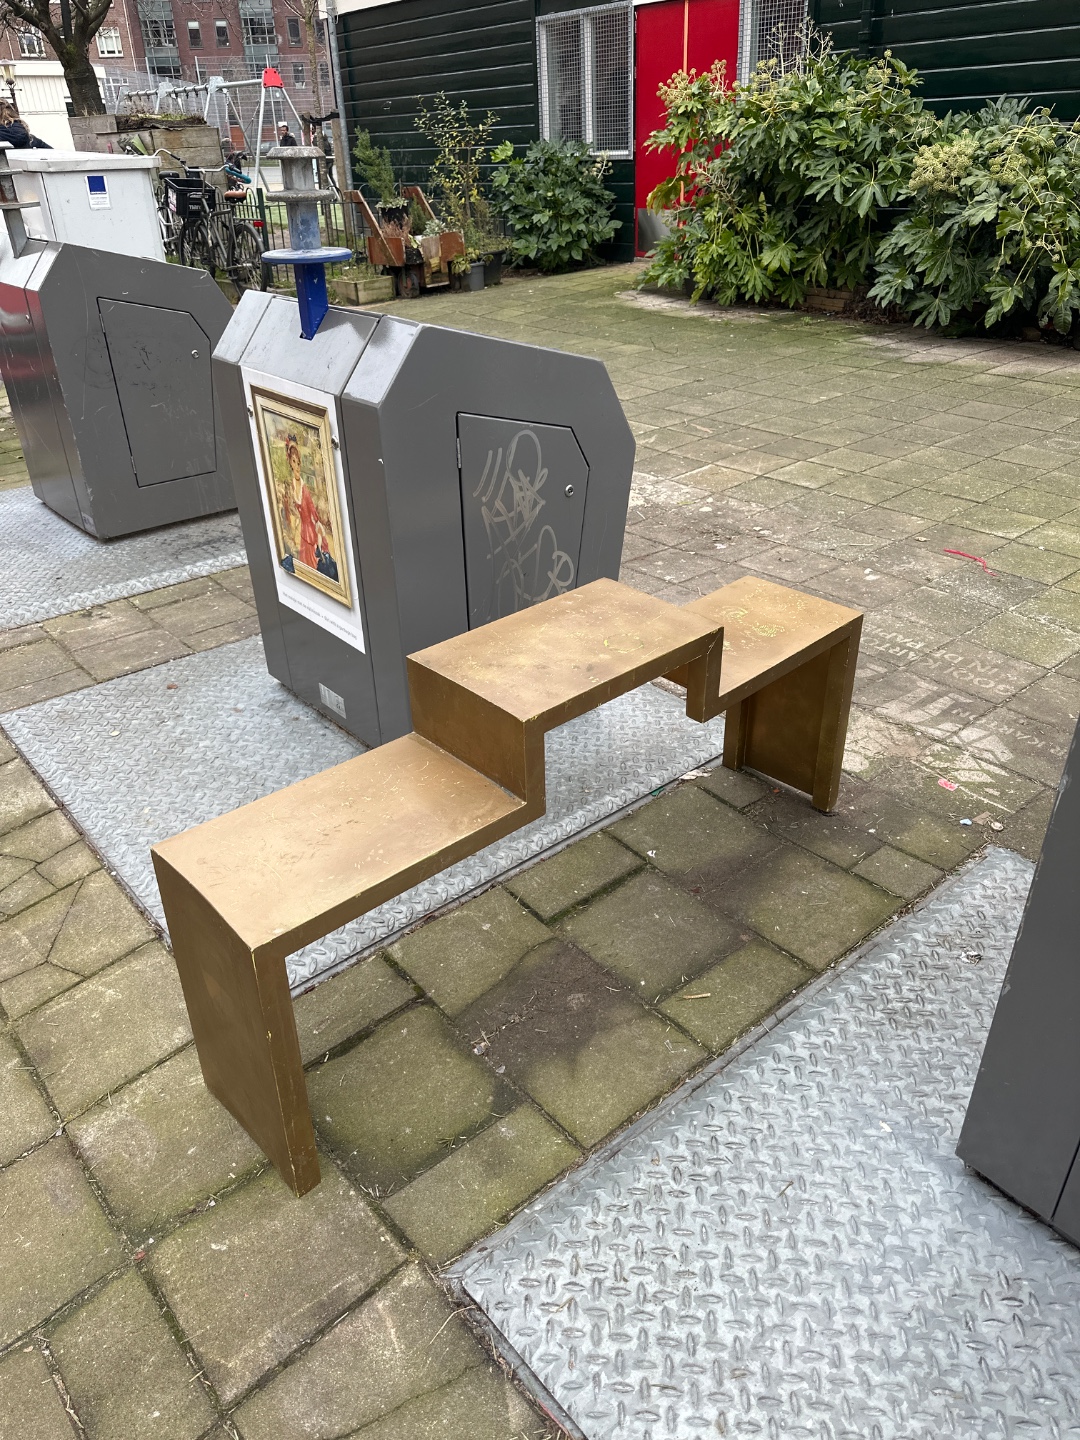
[0,487,245,626]
[451,849,1080,1440]
[1,635,728,991]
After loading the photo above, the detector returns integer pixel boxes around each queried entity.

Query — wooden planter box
[329,275,395,306]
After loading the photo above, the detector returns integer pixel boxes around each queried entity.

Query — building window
[241,13,275,47]
[292,61,305,86]
[139,4,177,50]
[17,30,45,57]
[319,61,328,86]
[737,0,807,82]
[287,16,301,45]
[215,19,229,45]
[537,3,631,158]
[96,25,123,55]
[187,20,202,47]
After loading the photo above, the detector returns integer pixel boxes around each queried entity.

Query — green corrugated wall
[811,0,1080,120]
[337,0,634,261]
[338,0,539,186]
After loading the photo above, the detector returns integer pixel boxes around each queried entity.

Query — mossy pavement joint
[2,262,1079,1437]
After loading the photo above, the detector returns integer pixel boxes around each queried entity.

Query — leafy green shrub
[870,100,1080,334]
[416,92,501,259]
[642,43,934,304]
[491,139,620,272]
[352,130,397,204]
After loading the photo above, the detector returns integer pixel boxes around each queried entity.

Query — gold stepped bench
[153,576,860,1195]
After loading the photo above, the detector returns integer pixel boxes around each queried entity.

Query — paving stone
[67,1046,263,1237]
[851,845,943,900]
[1001,786,1056,861]
[503,832,642,922]
[973,612,1080,668]
[308,1005,513,1193]
[956,708,1070,789]
[46,869,155,977]
[0,886,74,983]
[0,1030,55,1164]
[388,888,550,1016]
[234,1262,485,1440]
[559,869,745,1001]
[75,629,191,683]
[0,868,55,915]
[0,1140,121,1348]
[0,1346,74,1440]
[42,601,153,650]
[0,623,48,655]
[385,1105,579,1263]
[183,615,262,652]
[1006,672,1080,733]
[295,954,414,1065]
[0,961,80,1019]
[0,757,54,838]
[149,1156,402,1406]
[912,639,1045,701]
[146,590,255,644]
[0,668,93,712]
[459,939,706,1148]
[0,730,15,763]
[345,1363,551,1440]
[49,1270,214,1440]
[18,942,192,1117]
[717,844,900,971]
[36,841,100,889]
[0,638,82,691]
[130,576,222,610]
[0,851,34,888]
[989,542,1080,584]
[611,783,779,882]
[695,765,767,810]
[660,939,811,1053]
[0,808,78,862]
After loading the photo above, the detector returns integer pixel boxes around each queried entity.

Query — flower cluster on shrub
[642,41,1080,335]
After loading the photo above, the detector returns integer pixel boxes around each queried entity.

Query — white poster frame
[240,366,366,655]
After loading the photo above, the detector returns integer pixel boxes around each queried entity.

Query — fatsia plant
[869,100,1080,334]
[642,38,937,304]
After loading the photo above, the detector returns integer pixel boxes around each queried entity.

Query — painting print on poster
[242,370,366,652]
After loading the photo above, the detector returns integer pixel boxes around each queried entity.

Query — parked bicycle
[155,152,266,294]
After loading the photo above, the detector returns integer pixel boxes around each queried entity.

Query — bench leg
[722,631,858,812]
[154,858,320,1197]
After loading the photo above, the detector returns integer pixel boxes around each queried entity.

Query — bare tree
[0,0,111,113]
[278,0,323,132]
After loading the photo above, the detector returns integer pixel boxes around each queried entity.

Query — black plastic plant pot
[483,252,504,287]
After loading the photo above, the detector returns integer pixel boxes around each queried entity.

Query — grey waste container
[214,291,635,747]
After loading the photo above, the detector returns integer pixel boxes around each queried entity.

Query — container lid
[7,151,159,173]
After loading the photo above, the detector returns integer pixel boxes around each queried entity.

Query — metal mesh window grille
[537,3,632,158]
[737,0,808,83]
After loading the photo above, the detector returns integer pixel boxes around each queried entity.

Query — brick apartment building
[0,0,330,133]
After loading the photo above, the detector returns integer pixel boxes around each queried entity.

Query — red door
[634,0,740,253]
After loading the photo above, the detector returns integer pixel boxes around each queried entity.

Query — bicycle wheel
[229,221,266,293]
[179,216,216,273]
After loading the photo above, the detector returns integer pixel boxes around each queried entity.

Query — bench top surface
[409,578,720,725]
[686,576,861,702]
[152,733,526,953]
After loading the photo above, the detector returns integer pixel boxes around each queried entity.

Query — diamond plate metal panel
[1,636,727,991]
[0,486,244,626]
[451,850,1080,1440]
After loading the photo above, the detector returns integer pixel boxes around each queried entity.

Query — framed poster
[250,387,351,607]
[241,369,366,654]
